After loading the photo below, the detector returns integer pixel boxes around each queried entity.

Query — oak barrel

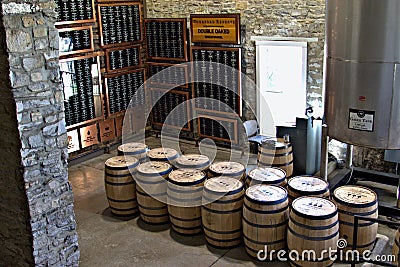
[246,167,287,188]
[136,161,172,224]
[288,196,339,267]
[175,154,211,171]
[287,176,330,204]
[117,142,148,162]
[208,161,246,181]
[147,147,179,165]
[393,227,400,265]
[104,156,139,216]
[243,184,289,260]
[202,177,244,248]
[333,185,378,252]
[167,169,206,235]
[258,139,293,177]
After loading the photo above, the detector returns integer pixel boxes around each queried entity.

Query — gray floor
[69,136,398,267]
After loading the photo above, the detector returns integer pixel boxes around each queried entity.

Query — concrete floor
[69,136,398,267]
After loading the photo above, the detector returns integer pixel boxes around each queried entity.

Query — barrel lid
[137,161,172,176]
[288,176,329,194]
[175,154,210,168]
[118,142,148,154]
[333,185,377,207]
[209,161,245,176]
[147,147,179,161]
[246,184,288,204]
[105,156,139,169]
[167,168,206,186]
[261,139,291,149]
[204,177,243,194]
[292,196,337,220]
[248,167,286,182]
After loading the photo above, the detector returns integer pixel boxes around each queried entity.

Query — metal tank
[325,0,400,149]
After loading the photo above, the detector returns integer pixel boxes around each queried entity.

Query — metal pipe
[320,124,329,181]
[346,144,353,168]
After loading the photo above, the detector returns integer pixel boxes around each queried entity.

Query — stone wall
[0,1,79,266]
[145,0,326,119]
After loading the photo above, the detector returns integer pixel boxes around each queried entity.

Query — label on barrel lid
[288,176,328,192]
[118,142,148,154]
[105,156,139,169]
[209,161,245,175]
[204,177,243,193]
[249,167,286,182]
[147,147,179,160]
[333,185,377,205]
[168,169,206,185]
[246,184,287,203]
[292,197,337,217]
[137,161,172,175]
[175,154,210,168]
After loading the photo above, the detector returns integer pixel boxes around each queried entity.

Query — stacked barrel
[258,139,293,178]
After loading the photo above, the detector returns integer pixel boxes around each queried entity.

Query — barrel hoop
[137,168,172,177]
[105,180,135,186]
[136,189,166,198]
[138,204,167,211]
[333,195,377,208]
[338,219,377,227]
[203,194,244,204]
[244,203,288,215]
[167,185,204,194]
[166,176,206,186]
[243,216,288,229]
[205,234,242,243]
[136,177,167,185]
[289,259,333,266]
[288,185,329,196]
[203,186,243,196]
[105,172,136,179]
[105,163,139,171]
[202,205,242,214]
[259,161,293,168]
[245,193,288,205]
[288,226,338,241]
[246,176,286,185]
[203,225,242,235]
[175,161,210,169]
[243,235,286,246]
[169,213,202,222]
[107,196,137,203]
[337,208,378,217]
[149,154,179,161]
[111,211,138,217]
[289,215,339,230]
[110,206,138,212]
[208,169,245,178]
[121,149,146,155]
[171,223,203,231]
[140,212,169,218]
[258,150,293,157]
[346,240,376,249]
[168,195,203,203]
[291,206,337,221]
[260,143,292,150]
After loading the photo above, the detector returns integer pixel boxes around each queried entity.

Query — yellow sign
[190,14,240,44]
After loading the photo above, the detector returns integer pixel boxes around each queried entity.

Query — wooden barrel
[202,177,244,248]
[288,196,339,267]
[136,161,172,224]
[174,154,211,171]
[208,161,246,181]
[258,139,293,177]
[246,167,287,188]
[243,185,289,260]
[332,185,378,252]
[393,227,400,265]
[147,147,179,165]
[117,142,148,162]
[287,176,330,204]
[167,169,206,235]
[104,156,139,216]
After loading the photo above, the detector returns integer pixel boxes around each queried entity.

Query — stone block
[23,56,43,71]
[5,29,32,53]
[34,38,48,50]
[22,16,36,27]
[33,27,47,38]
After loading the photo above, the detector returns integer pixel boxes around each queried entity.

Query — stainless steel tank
[325,0,400,149]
